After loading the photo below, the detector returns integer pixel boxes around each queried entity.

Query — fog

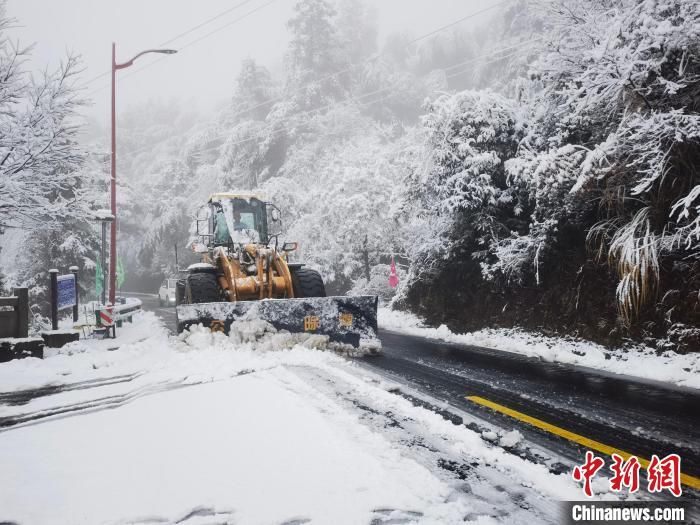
[2,0,698,367]
[7,0,500,128]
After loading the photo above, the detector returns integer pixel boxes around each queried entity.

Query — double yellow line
[466,395,700,491]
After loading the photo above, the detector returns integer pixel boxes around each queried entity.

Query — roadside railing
[94,297,142,338]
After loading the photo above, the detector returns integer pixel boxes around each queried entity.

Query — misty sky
[7,0,500,130]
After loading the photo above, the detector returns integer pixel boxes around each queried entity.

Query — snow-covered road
[0,312,586,525]
[131,292,700,487]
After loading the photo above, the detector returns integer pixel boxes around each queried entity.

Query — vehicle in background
[158,278,178,306]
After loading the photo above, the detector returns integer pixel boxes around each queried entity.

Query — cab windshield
[212,197,267,245]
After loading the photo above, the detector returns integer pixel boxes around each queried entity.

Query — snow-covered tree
[522,0,700,323]
[284,0,348,111]
[336,0,377,65]
[401,90,528,282]
[260,104,407,291]
[230,59,276,122]
[399,0,700,345]
[16,152,107,323]
[0,2,86,229]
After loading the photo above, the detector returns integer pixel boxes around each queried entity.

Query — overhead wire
[81,0,278,96]
[221,0,515,125]
[0,223,34,231]
[182,36,544,160]
[126,36,541,161]
[77,0,258,89]
[158,0,258,47]
[123,1,524,159]
[112,0,280,88]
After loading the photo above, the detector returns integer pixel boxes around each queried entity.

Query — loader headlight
[282,242,298,252]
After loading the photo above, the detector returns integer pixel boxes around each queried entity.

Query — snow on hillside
[378,308,700,390]
[0,312,585,524]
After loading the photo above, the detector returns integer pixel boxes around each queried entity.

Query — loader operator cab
[209,195,268,246]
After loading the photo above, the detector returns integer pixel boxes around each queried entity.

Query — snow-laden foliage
[14,152,107,325]
[0,3,87,230]
[105,0,698,349]
[400,90,528,283]
[284,0,349,111]
[349,262,407,303]
[261,106,406,290]
[0,2,105,325]
[229,59,276,122]
[529,0,700,323]
[422,90,523,214]
[400,0,700,341]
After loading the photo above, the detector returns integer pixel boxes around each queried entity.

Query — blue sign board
[57,274,76,311]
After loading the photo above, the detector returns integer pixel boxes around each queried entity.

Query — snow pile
[0,311,584,524]
[178,319,370,357]
[379,308,700,389]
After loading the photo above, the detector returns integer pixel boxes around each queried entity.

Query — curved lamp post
[109,44,177,305]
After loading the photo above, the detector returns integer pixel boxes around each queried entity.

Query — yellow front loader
[175,193,380,350]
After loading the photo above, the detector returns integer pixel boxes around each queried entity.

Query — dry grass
[588,207,660,326]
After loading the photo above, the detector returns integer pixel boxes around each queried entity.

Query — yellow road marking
[466,395,700,491]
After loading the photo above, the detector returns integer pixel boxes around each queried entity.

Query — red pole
[109,42,117,305]
[106,44,175,307]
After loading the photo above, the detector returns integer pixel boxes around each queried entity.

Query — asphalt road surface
[127,292,700,497]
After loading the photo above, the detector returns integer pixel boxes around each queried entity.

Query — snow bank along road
[132,293,700,493]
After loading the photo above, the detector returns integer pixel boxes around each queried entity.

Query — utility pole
[109,43,177,305]
[109,43,117,306]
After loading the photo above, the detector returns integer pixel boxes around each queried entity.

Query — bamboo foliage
[607,208,660,326]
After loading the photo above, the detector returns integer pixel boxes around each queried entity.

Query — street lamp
[109,44,177,305]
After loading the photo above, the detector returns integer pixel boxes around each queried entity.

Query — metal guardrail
[94,298,143,338]
[113,299,142,322]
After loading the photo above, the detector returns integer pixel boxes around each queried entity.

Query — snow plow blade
[176,295,380,350]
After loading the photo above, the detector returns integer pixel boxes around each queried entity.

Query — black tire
[291,267,326,298]
[175,279,186,306]
[185,272,222,303]
[159,296,164,307]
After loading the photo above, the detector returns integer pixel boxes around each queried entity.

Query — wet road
[129,292,700,493]
[366,331,700,482]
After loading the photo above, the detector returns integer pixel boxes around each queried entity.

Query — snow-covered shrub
[401,90,528,282]
[422,90,524,215]
[349,263,407,303]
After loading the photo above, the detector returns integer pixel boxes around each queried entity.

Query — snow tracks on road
[0,313,579,524]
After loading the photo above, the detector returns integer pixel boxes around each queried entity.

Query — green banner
[95,259,103,296]
[116,257,126,288]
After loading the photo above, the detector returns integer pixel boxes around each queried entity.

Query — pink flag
[389,256,399,288]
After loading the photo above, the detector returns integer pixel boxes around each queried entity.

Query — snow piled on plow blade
[176,295,381,352]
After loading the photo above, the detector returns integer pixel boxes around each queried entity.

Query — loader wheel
[291,267,326,298]
[185,272,222,303]
[175,279,186,306]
